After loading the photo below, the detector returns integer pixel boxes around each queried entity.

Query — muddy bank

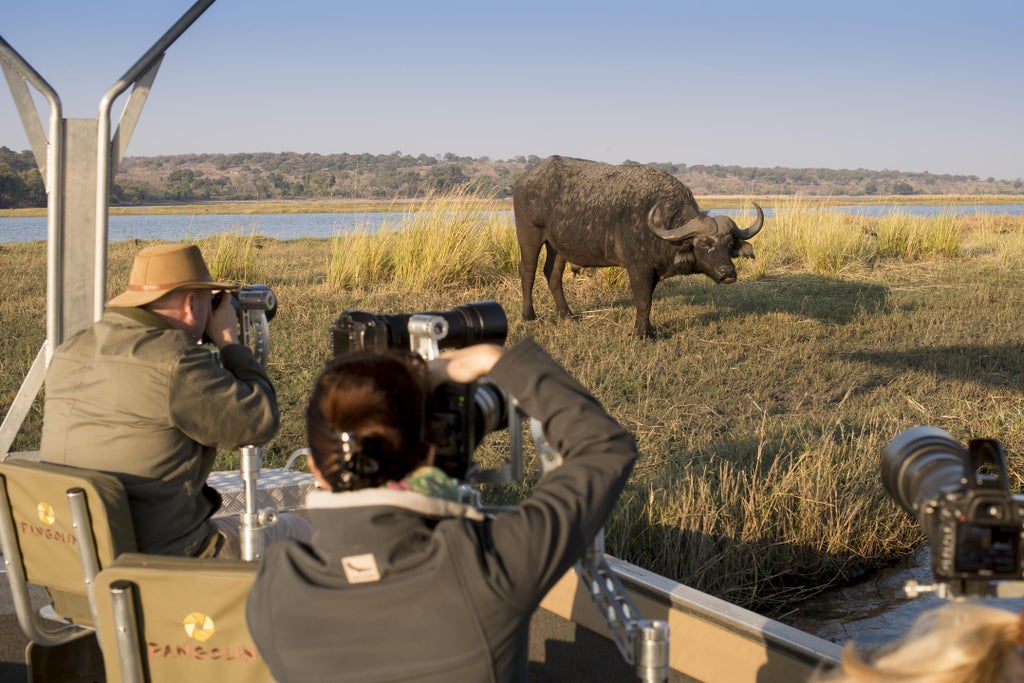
[780,547,1024,648]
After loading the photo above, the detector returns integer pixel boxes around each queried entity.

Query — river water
[3,204,1024,243]
[0,211,405,243]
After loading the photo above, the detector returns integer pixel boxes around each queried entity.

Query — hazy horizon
[2,1,1022,181]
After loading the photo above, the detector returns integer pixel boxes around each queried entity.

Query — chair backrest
[0,458,137,626]
[93,553,275,683]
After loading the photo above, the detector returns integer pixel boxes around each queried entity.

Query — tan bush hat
[107,244,238,308]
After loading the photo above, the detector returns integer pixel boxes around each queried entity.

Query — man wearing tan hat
[40,243,310,558]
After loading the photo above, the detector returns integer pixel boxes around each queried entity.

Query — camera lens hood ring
[881,426,965,515]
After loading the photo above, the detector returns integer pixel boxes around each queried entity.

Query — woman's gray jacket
[246,339,638,682]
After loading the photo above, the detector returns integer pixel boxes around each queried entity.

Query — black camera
[206,285,277,366]
[331,301,512,480]
[332,300,505,355]
[881,426,1024,584]
[212,284,277,323]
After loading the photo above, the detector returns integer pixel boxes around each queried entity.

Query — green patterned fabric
[393,466,459,502]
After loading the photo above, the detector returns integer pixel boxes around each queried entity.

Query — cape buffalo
[513,155,764,338]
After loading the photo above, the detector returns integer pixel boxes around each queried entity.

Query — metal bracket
[575,530,670,682]
[531,429,670,681]
[0,343,47,458]
[241,309,272,367]
[238,444,279,562]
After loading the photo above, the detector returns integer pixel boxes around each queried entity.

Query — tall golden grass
[326,188,518,289]
[194,228,266,283]
[317,195,979,289]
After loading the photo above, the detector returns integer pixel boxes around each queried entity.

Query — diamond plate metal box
[207,467,317,516]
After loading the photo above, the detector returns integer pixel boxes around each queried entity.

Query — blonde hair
[813,602,1023,683]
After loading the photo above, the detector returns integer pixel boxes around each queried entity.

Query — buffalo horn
[733,202,765,240]
[647,208,714,241]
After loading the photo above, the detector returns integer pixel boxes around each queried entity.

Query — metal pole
[68,488,102,632]
[239,444,267,561]
[0,35,63,354]
[94,0,217,319]
[1,1,218,455]
[635,620,670,683]
[109,580,145,683]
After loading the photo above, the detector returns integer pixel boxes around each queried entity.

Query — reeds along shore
[4,196,1024,616]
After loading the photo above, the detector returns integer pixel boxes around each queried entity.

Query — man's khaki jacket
[40,307,278,556]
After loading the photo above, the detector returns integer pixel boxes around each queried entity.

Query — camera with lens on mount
[331,301,516,483]
[206,285,278,367]
[212,284,278,323]
[881,425,1024,598]
[332,300,669,669]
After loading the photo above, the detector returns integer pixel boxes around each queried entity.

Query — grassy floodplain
[4,194,1024,618]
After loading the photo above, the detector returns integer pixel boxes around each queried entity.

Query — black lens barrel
[881,426,966,517]
[436,301,507,348]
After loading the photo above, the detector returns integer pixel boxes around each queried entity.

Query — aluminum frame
[0,0,217,459]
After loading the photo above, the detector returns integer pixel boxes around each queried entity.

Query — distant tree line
[2,146,1022,208]
[110,151,526,205]
[0,147,45,208]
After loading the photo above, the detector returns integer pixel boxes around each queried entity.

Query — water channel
[5,203,1024,649]
[3,204,1024,244]
[779,546,1024,648]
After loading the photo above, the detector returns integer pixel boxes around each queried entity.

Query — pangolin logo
[182,612,216,642]
[36,502,55,525]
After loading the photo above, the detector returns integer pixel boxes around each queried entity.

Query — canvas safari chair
[1,458,277,682]
[92,553,274,683]
[0,458,137,680]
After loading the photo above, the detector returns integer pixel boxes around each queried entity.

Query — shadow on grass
[528,272,893,339]
[576,273,891,339]
[676,274,891,326]
[609,425,894,618]
[849,344,1024,391]
[612,523,869,619]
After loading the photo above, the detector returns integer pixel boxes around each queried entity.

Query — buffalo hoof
[633,324,657,340]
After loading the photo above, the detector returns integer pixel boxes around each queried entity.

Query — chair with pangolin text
[1,457,275,682]
[92,553,273,683]
[0,457,137,678]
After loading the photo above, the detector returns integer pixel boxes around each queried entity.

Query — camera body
[882,426,1024,586]
[331,301,515,482]
[212,284,278,323]
[207,285,277,366]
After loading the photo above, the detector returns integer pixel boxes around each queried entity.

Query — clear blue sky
[2,0,1022,180]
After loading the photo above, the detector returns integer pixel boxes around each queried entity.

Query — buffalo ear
[732,241,756,259]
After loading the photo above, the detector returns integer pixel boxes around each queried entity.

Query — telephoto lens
[212,285,277,322]
[332,301,507,355]
[880,425,966,517]
[237,285,278,322]
[438,301,507,348]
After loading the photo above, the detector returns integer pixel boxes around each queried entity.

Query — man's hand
[205,290,240,348]
[427,344,504,387]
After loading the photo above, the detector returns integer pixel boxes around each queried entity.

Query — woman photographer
[245,338,638,682]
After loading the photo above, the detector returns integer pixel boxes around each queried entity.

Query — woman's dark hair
[306,350,431,491]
